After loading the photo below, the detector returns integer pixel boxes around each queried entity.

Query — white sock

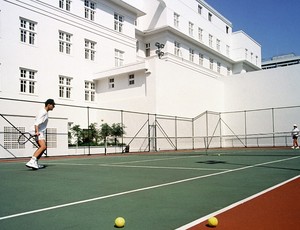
[32,157,37,161]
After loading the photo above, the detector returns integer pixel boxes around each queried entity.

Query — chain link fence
[0,97,298,158]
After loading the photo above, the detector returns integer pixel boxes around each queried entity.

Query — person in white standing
[291,124,299,149]
[26,99,55,169]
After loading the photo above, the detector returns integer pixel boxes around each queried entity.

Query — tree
[111,123,126,146]
[99,123,112,154]
[85,123,101,145]
[70,125,82,145]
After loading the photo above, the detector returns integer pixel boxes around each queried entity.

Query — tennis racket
[18,132,38,145]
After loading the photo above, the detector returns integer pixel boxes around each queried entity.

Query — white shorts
[37,131,46,141]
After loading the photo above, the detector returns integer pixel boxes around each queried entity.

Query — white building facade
[0,0,269,158]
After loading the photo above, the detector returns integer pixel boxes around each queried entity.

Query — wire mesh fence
[0,97,299,158]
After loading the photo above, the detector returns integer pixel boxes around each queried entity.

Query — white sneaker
[26,159,39,170]
[296,147,299,149]
[291,146,295,149]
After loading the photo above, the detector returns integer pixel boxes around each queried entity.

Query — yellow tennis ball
[115,217,125,228]
[208,217,218,227]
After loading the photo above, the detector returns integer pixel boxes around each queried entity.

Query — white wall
[222,64,300,111]
[154,57,224,117]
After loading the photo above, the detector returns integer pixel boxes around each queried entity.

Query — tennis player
[26,99,55,169]
[291,124,299,149]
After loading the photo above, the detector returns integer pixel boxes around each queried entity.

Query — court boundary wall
[0,97,298,158]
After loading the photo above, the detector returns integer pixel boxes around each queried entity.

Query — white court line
[107,155,201,165]
[98,164,229,171]
[1,155,299,221]
[175,175,300,230]
[51,162,229,171]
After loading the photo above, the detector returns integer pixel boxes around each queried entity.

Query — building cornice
[140,25,235,63]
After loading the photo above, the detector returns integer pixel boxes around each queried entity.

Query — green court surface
[1,148,300,230]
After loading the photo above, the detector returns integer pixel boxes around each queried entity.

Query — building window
[114,13,123,32]
[84,0,95,21]
[216,39,220,51]
[115,49,124,67]
[174,41,180,56]
[20,68,36,94]
[136,40,140,53]
[227,67,231,76]
[59,76,72,98]
[199,53,203,66]
[226,26,229,34]
[174,13,179,28]
[109,78,115,89]
[226,45,230,56]
[145,43,150,57]
[59,31,72,54]
[198,5,202,14]
[59,0,71,11]
[189,48,194,62]
[20,18,36,45]
[4,127,25,149]
[217,62,221,73]
[208,13,212,22]
[46,128,57,148]
[209,34,213,48]
[209,58,214,70]
[189,22,194,37]
[85,39,96,60]
[245,48,248,59]
[85,81,95,101]
[129,74,135,85]
[198,27,203,42]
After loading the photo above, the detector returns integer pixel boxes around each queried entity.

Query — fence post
[175,116,177,150]
[219,113,222,148]
[121,110,124,151]
[244,110,247,147]
[192,118,195,150]
[148,113,150,152]
[272,108,275,147]
[154,114,157,151]
[206,111,209,149]
[87,106,90,155]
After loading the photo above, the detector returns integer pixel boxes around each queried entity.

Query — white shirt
[292,127,299,137]
[31,108,48,133]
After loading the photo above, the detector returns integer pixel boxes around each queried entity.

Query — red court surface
[188,177,300,230]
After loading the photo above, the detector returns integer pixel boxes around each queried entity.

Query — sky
[204,0,300,60]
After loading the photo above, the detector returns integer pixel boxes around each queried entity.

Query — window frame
[114,49,124,67]
[189,48,194,62]
[59,0,71,11]
[145,43,151,57]
[20,18,37,45]
[174,13,179,28]
[174,41,180,56]
[85,39,96,61]
[108,77,115,89]
[59,31,72,54]
[84,81,96,102]
[114,13,123,32]
[128,74,135,86]
[189,22,194,37]
[84,0,95,21]
[19,68,37,94]
[59,75,72,99]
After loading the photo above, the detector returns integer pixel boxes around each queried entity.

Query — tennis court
[1,148,300,229]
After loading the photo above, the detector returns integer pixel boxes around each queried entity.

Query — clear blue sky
[204,0,300,60]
